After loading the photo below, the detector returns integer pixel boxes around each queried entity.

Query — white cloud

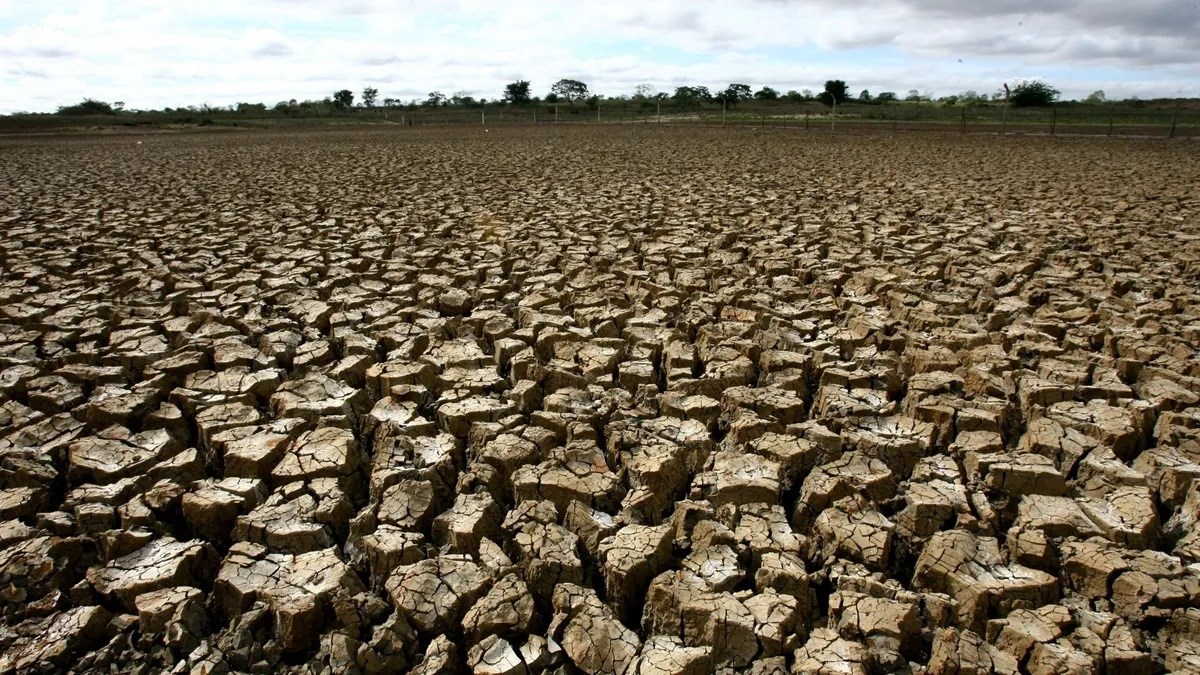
[0,0,1197,113]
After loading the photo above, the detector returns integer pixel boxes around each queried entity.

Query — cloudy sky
[1,0,1197,113]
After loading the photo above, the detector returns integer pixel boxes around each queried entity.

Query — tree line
[48,77,1151,117]
[320,79,1064,111]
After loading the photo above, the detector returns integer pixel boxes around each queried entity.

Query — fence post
[1170,101,1180,138]
[1108,103,1115,136]
[960,106,966,133]
[1001,103,1008,133]
[831,98,836,132]
[481,109,485,125]
[1051,105,1057,136]
[657,101,661,123]
[597,102,600,123]
[722,99,726,127]
[805,112,809,129]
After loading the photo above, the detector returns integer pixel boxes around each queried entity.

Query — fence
[378,101,1199,139]
[5,101,1197,138]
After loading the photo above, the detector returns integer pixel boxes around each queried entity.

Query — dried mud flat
[1,126,1200,674]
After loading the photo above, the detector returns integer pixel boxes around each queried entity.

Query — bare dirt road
[2,126,1199,673]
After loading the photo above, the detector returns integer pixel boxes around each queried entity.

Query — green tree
[875,91,898,103]
[714,83,751,107]
[673,86,710,108]
[56,98,115,115]
[754,86,779,101]
[783,90,804,102]
[361,87,378,108]
[426,91,447,106]
[332,89,354,109]
[550,78,589,105]
[820,80,849,106]
[1084,90,1106,105]
[1010,80,1059,107]
[503,80,532,104]
[858,89,871,102]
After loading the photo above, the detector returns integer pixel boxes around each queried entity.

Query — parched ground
[1,126,1200,674]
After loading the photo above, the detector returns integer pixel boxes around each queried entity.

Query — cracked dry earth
[1,126,1199,675]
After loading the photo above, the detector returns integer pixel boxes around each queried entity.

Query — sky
[1,0,1197,113]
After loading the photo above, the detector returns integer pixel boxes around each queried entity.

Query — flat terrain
[1,126,1200,673]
